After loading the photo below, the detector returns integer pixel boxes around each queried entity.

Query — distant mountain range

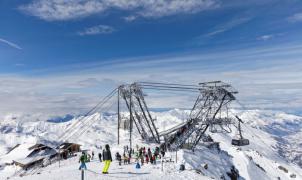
[0,109,301,179]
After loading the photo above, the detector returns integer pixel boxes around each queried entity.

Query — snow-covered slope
[0,109,301,179]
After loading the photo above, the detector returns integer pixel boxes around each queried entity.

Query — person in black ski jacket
[102,144,112,174]
[116,152,122,166]
[147,148,153,164]
[98,152,102,162]
[160,149,165,158]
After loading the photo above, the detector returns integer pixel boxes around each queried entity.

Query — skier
[102,144,112,174]
[116,152,122,166]
[123,153,128,165]
[160,149,165,158]
[139,148,143,157]
[98,151,102,162]
[127,154,131,164]
[155,147,160,158]
[79,152,87,170]
[126,145,129,153]
[145,155,149,164]
[152,154,156,165]
[87,153,91,162]
[128,150,132,164]
[92,151,94,160]
[147,148,152,164]
[140,154,144,166]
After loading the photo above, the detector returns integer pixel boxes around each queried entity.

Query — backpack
[135,162,141,169]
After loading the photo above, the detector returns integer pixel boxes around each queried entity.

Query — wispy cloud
[288,12,302,23]
[15,63,25,67]
[123,15,137,22]
[78,25,115,36]
[1,43,302,116]
[206,17,252,37]
[19,0,218,21]
[0,38,22,50]
[256,33,284,41]
[257,34,274,41]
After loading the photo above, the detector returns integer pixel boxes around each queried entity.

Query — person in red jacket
[145,155,149,164]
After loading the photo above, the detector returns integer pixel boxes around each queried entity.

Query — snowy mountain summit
[0,109,301,180]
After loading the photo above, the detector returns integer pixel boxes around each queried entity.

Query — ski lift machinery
[231,116,250,146]
[118,81,250,151]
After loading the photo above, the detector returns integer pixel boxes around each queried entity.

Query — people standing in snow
[92,151,94,160]
[147,148,153,164]
[128,150,132,164]
[98,151,102,162]
[160,149,165,158]
[79,152,87,170]
[124,146,128,154]
[145,154,149,164]
[102,144,112,174]
[123,153,128,165]
[87,153,91,162]
[127,154,131,164]
[155,147,160,158]
[139,148,143,157]
[140,154,144,166]
[116,152,122,166]
[126,145,129,153]
[152,154,156,165]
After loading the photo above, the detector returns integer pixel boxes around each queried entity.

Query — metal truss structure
[163,81,238,151]
[119,83,160,144]
[118,81,249,151]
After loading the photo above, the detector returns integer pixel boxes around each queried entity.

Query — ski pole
[81,169,84,180]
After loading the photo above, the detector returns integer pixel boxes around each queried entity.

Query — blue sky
[0,0,302,116]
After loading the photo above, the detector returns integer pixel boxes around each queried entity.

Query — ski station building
[0,143,57,170]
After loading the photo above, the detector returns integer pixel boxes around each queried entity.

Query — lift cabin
[231,116,249,146]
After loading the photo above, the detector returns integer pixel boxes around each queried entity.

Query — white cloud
[256,33,284,41]
[123,15,137,22]
[0,38,22,50]
[19,0,218,21]
[1,43,302,116]
[257,34,274,41]
[15,63,25,67]
[206,17,252,37]
[78,25,115,35]
[288,12,302,23]
[135,0,218,18]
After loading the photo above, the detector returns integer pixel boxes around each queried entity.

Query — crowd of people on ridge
[78,144,166,174]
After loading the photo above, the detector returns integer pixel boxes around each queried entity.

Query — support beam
[136,97,157,142]
[118,88,120,145]
[129,89,133,150]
